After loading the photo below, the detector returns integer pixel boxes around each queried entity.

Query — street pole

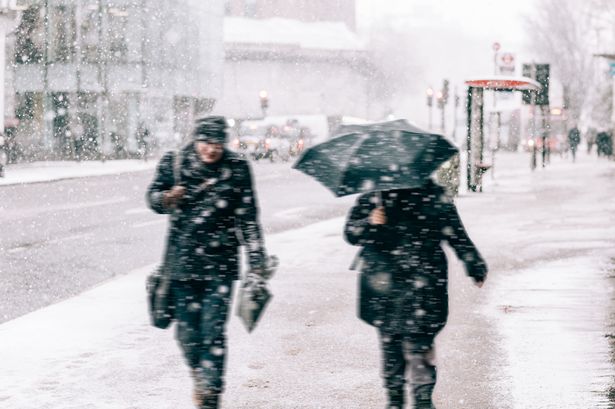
[438,91,445,133]
[452,89,459,142]
[426,87,433,130]
[43,0,53,156]
[491,43,499,179]
[530,63,537,171]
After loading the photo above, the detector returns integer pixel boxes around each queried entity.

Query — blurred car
[229,121,313,162]
[229,134,264,160]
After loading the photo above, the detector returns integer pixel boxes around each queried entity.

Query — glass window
[107,7,129,63]
[49,4,76,63]
[80,5,101,64]
[14,6,44,64]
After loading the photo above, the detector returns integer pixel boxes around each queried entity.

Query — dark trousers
[379,331,437,409]
[174,279,234,394]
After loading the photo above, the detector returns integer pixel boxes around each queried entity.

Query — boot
[200,393,220,409]
[413,384,434,409]
[193,389,220,409]
[387,388,405,409]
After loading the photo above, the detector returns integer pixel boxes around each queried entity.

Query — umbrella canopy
[236,255,278,333]
[293,119,457,197]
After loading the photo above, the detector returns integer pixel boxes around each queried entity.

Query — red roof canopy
[465,76,541,91]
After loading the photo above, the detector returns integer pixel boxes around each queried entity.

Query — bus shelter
[464,76,541,191]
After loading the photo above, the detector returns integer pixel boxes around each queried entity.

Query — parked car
[229,134,264,160]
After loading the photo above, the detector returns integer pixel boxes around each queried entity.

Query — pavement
[0,159,156,186]
[1,150,615,408]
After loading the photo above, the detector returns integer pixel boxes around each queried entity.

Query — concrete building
[218,16,375,127]
[224,0,356,31]
[11,0,224,159]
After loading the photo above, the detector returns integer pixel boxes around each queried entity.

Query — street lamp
[259,90,268,118]
[426,87,434,130]
[436,90,445,132]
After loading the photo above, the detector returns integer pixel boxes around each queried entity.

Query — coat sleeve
[234,161,267,270]
[343,193,394,247]
[146,151,175,214]
[439,200,488,282]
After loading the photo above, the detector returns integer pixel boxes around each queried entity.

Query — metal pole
[42,0,52,157]
[0,20,6,136]
[428,105,432,130]
[466,87,473,192]
[452,89,458,142]
[73,0,83,161]
[96,0,107,161]
[530,63,537,171]
[440,102,445,133]
[541,106,547,167]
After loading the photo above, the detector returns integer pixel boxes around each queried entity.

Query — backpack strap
[173,149,182,186]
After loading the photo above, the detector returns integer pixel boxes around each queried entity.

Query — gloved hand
[251,255,279,280]
[163,186,186,208]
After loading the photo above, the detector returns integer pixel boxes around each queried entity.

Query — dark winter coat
[147,143,266,282]
[344,181,487,337]
[568,128,581,147]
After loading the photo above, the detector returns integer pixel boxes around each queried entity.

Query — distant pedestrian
[0,132,7,177]
[586,127,597,155]
[596,130,613,158]
[567,126,581,162]
[147,116,270,409]
[136,122,151,161]
[344,180,488,409]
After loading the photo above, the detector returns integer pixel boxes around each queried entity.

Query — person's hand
[163,186,186,207]
[474,278,485,288]
[368,207,387,225]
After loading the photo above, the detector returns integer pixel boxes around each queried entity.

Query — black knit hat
[193,116,228,144]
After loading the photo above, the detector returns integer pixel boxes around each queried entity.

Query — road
[0,162,353,323]
[1,151,615,408]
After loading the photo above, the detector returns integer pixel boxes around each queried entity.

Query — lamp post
[259,90,268,118]
[426,87,433,130]
[436,90,445,132]
[452,89,459,142]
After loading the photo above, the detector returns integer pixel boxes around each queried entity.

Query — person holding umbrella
[295,119,488,409]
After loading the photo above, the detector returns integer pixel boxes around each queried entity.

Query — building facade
[12,0,224,159]
[224,0,356,31]
[217,13,379,136]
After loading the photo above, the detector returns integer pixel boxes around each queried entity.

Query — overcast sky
[355,0,540,124]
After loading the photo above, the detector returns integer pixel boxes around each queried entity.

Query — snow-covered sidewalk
[0,160,156,186]
[1,151,614,408]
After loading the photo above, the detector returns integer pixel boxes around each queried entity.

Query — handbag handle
[173,149,182,186]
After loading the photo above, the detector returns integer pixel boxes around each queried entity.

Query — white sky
[355,0,540,125]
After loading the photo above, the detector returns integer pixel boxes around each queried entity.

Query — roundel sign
[499,52,515,67]
[492,42,501,52]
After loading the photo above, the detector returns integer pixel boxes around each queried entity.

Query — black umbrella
[236,255,278,333]
[293,119,458,197]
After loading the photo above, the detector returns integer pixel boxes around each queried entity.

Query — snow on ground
[0,160,156,186]
[0,150,614,408]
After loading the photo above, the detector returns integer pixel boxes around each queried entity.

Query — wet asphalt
[1,150,615,408]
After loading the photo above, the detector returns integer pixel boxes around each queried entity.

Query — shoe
[193,389,220,409]
[413,384,434,409]
[387,388,405,409]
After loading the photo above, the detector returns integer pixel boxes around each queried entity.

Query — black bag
[146,266,175,329]
[146,150,182,329]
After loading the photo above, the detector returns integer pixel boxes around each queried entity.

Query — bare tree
[525,0,609,124]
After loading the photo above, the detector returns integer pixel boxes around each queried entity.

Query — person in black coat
[344,180,487,409]
[567,126,581,162]
[147,116,268,409]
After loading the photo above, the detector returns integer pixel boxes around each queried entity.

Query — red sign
[492,42,501,52]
